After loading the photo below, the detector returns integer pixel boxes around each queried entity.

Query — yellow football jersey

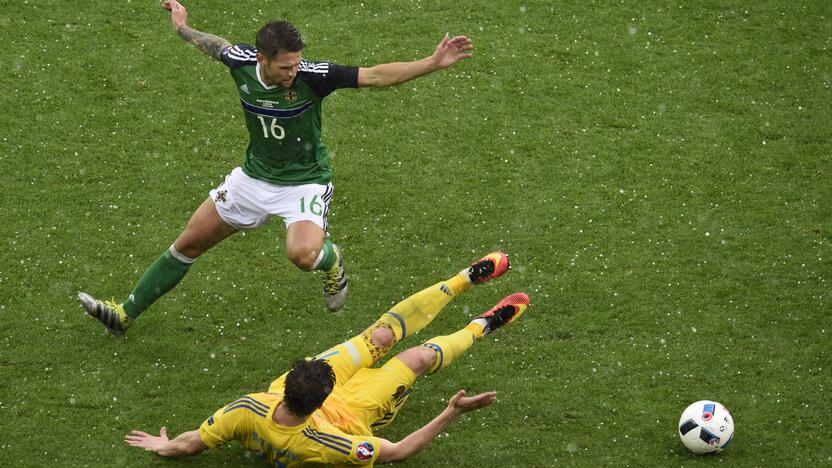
[199,392,382,466]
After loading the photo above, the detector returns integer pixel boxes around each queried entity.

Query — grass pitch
[1,0,830,466]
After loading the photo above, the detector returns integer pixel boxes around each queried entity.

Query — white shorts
[209,167,333,231]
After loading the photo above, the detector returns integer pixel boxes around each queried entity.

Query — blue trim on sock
[385,312,406,338]
[422,343,443,373]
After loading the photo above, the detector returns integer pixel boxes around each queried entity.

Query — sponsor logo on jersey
[207,416,214,426]
[356,442,374,461]
[256,99,278,109]
[239,84,249,94]
[284,89,299,102]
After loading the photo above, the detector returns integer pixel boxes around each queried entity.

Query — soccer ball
[678,400,734,454]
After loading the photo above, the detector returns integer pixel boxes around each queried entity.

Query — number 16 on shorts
[293,183,332,230]
[300,195,324,216]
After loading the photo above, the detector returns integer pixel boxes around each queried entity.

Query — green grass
[1,0,830,466]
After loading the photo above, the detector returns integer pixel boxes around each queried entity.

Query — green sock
[122,247,193,319]
[314,237,338,271]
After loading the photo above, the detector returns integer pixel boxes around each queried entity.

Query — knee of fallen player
[359,324,396,363]
[397,346,438,376]
[370,326,395,349]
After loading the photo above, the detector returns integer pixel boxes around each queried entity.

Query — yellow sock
[447,272,472,295]
[464,322,484,339]
[371,276,465,341]
[423,328,476,374]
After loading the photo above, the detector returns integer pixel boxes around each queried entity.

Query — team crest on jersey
[215,190,228,203]
[284,89,299,102]
[239,84,249,94]
[356,442,374,461]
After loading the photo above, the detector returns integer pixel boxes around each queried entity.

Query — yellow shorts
[335,357,417,433]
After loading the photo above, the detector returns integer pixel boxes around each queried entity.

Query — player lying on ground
[78,0,475,335]
[125,252,529,465]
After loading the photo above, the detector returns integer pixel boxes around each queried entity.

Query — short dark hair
[283,359,335,417]
[256,21,305,57]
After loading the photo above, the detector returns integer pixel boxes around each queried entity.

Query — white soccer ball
[678,400,734,454]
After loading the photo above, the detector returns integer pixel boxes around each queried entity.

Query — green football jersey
[220,44,358,185]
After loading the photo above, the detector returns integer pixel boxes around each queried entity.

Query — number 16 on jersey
[256,116,285,139]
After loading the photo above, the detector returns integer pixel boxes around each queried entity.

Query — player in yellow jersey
[125,252,529,465]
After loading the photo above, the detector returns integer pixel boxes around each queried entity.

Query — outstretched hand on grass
[124,426,170,453]
[447,389,497,416]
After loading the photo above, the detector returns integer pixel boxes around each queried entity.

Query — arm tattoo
[176,25,232,61]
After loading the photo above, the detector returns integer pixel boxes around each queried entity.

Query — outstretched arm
[376,389,496,464]
[162,0,231,62]
[357,34,473,88]
[124,426,208,458]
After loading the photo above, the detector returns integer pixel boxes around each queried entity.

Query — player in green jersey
[78,0,474,336]
[124,253,529,465]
